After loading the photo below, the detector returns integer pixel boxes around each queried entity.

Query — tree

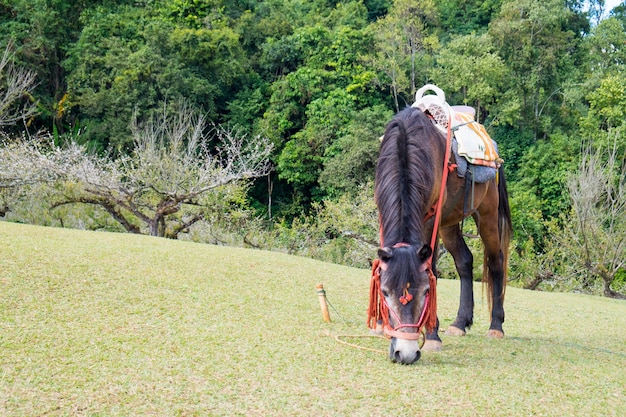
[0,1,138,134]
[578,73,626,160]
[260,7,382,214]
[0,42,38,128]
[553,141,626,298]
[489,0,583,138]
[585,17,626,75]
[319,104,391,196]
[1,102,273,237]
[437,0,503,37]
[369,0,439,111]
[431,33,507,123]
[63,4,250,152]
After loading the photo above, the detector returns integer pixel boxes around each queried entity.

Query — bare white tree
[1,103,273,237]
[0,42,38,127]
[557,135,626,298]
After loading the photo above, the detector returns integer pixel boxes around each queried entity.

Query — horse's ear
[378,247,393,262]
[417,244,432,263]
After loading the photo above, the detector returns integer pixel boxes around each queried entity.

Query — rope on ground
[332,334,388,354]
[323,289,362,326]
[322,288,429,354]
[330,331,426,354]
[324,296,350,323]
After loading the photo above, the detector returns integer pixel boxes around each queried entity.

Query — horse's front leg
[441,224,474,336]
[423,319,442,351]
[422,242,443,352]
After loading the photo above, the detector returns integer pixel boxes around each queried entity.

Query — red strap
[428,113,453,258]
[422,114,453,332]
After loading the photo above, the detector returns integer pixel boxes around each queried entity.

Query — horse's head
[377,243,433,364]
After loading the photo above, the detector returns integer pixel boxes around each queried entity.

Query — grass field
[1,221,625,416]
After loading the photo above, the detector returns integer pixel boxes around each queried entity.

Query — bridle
[374,242,432,341]
[382,287,430,341]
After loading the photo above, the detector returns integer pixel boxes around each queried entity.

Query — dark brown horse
[371,106,512,364]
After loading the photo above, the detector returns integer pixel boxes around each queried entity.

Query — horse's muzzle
[389,337,421,364]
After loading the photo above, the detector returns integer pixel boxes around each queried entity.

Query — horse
[368,106,512,364]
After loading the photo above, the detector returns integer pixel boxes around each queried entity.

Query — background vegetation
[1,0,625,297]
[1,222,624,415]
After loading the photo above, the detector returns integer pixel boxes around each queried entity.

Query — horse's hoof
[445,326,466,336]
[486,329,504,339]
[422,340,443,352]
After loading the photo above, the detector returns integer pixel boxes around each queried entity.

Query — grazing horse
[369,106,512,364]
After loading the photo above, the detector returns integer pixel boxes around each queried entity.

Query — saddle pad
[452,138,497,183]
[452,112,500,168]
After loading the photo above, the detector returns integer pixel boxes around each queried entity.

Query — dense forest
[1,0,625,297]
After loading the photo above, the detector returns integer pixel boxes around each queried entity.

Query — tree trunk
[603,280,626,300]
[149,218,160,237]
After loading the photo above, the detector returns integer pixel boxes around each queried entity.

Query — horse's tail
[497,165,513,282]
[485,165,513,309]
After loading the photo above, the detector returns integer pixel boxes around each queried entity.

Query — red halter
[368,258,437,340]
[382,290,430,340]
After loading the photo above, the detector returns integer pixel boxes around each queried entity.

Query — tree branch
[51,197,140,234]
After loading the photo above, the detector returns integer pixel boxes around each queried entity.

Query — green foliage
[320,105,391,196]
[508,189,546,250]
[614,268,626,293]
[160,0,226,28]
[582,74,626,132]
[278,89,356,192]
[261,12,381,211]
[437,0,504,37]
[3,0,626,297]
[431,32,507,120]
[510,133,581,234]
[490,125,535,183]
[504,130,581,253]
[612,2,626,26]
[63,4,250,152]
[579,71,626,159]
[585,17,626,75]
[489,0,583,136]
[63,6,168,151]
[369,0,439,109]
[363,0,391,21]
[265,182,379,267]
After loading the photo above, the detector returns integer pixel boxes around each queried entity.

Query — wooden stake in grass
[316,283,331,322]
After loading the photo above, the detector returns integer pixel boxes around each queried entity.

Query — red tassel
[367,259,381,329]
[425,268,437,332]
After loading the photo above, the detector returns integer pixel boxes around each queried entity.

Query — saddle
[412,84,502,173]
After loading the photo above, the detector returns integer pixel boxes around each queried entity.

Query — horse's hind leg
[440,224,474,336]
[479,212,506,338]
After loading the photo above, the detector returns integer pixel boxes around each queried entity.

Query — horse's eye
[382,290,389,297]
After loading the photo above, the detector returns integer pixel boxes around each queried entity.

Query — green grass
[1,222,625,416]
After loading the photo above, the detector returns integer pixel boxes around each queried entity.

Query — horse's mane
[375,107,444,247]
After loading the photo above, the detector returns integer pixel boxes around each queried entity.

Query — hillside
[1,221,625,416]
